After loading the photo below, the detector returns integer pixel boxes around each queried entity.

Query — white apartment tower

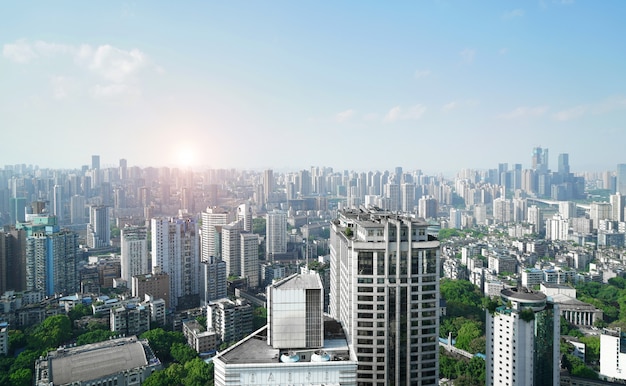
[600,328,626,381]
[237,203,252,232]
[418,195,438,220]
[121,225,149,284]
[546,214,570,241]
[486,288,560,386]
[201,207,231,262]
[240,232,260,288]
[151,214,200,309]
[87,205,110,249]
[266,210,287,260]
[330,207,440,384]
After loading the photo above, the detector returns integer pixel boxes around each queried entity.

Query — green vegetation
[439,350,485,385]
[253,306,267,330]
[252,217,266,236]
[519,308,535,322]
[344,227,353,237]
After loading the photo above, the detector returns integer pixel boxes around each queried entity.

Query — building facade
[151,214,200,309]
[330,207,441,385]
[486,288,560,386]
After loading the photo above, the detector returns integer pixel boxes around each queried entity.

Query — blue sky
[1,1,625,174]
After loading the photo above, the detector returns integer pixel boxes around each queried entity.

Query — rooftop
[272,273,322,291]
[217,316,351,365]
[46,336,157,384]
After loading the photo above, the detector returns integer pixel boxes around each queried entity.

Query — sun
[176,147,195,168]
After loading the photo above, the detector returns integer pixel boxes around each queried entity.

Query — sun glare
[176,148,195,168]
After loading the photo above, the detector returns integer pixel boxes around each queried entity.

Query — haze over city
[2,1,625,173]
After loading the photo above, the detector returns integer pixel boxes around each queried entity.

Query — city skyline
[2,1,626,173]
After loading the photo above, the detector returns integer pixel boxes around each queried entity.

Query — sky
[1,1,626,175]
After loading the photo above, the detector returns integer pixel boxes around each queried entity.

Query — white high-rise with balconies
[151,214,200,309]
[330,207,440,384]
[121,225,149,284]
[201,207,231,262]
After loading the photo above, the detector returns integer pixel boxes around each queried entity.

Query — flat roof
[217,317,350,365]
[272,273,321,291]
[49,337,149,384]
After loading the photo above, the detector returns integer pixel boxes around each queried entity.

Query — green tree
[579,335,600,364]
[183,358,214,386]
[32,315,72,350]
[252,217,266,236]
[68,303,93,323]
[9,368,32,386]
[76,330,116,346]
[171,342,197,364]
[142,369,173,386]
[140,328,186,363]
[456,321,482,352]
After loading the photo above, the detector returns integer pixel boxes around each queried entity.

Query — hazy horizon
[2,1,625,173]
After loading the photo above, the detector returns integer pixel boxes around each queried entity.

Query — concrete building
[418,195,438,220]
[590,202,612,231]
[208,298,254,345]
[200,256,227,306]
[21,216,79,296]
[493,197,513,223]
[0,321,7,355]
[600,328,626,381]
[546,213,570,241]
[266,210,287,260]
[120,225,149,284]
[200,207,231,262]
[486,288,560,386]
[87,205,110,249]
[70,195,86,224]
[131,269,170,309]
[110,303,150,336]
[330,207,440,385]
[151,214,200,309]
[213,272,358,386]
[35,336,161,386]
[183,319,218,354]
[240,231,259,288]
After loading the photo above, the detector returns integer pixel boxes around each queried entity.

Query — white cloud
[384,104,426,122]
[88,45,147,83]
[50,76,76,99]
[90,83,141,100]
[414,69,431,79]
[3,39,38,63]
[442,101,458,112]
[3,39,154,99]
[441,99,479,112]
[552,105,587,121]
[336,109,355,123]
[498,106,549,119]
[459,48,475,64]
[503,9,525,19]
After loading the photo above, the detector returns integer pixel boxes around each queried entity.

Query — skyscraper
[201,207,230,262]
[266,210,287,261]
[151,214,200,309]
[486,288,559,386]
[240,232,259,288]
[87,205,110,249]
[558,153,570,176]
[91,155,100,170]
[200,256,227,306]
[22,215,78,296]
[330,207,440,384]
[121,226,149,284]
[617,164,626,195]
[532,147,549,173]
